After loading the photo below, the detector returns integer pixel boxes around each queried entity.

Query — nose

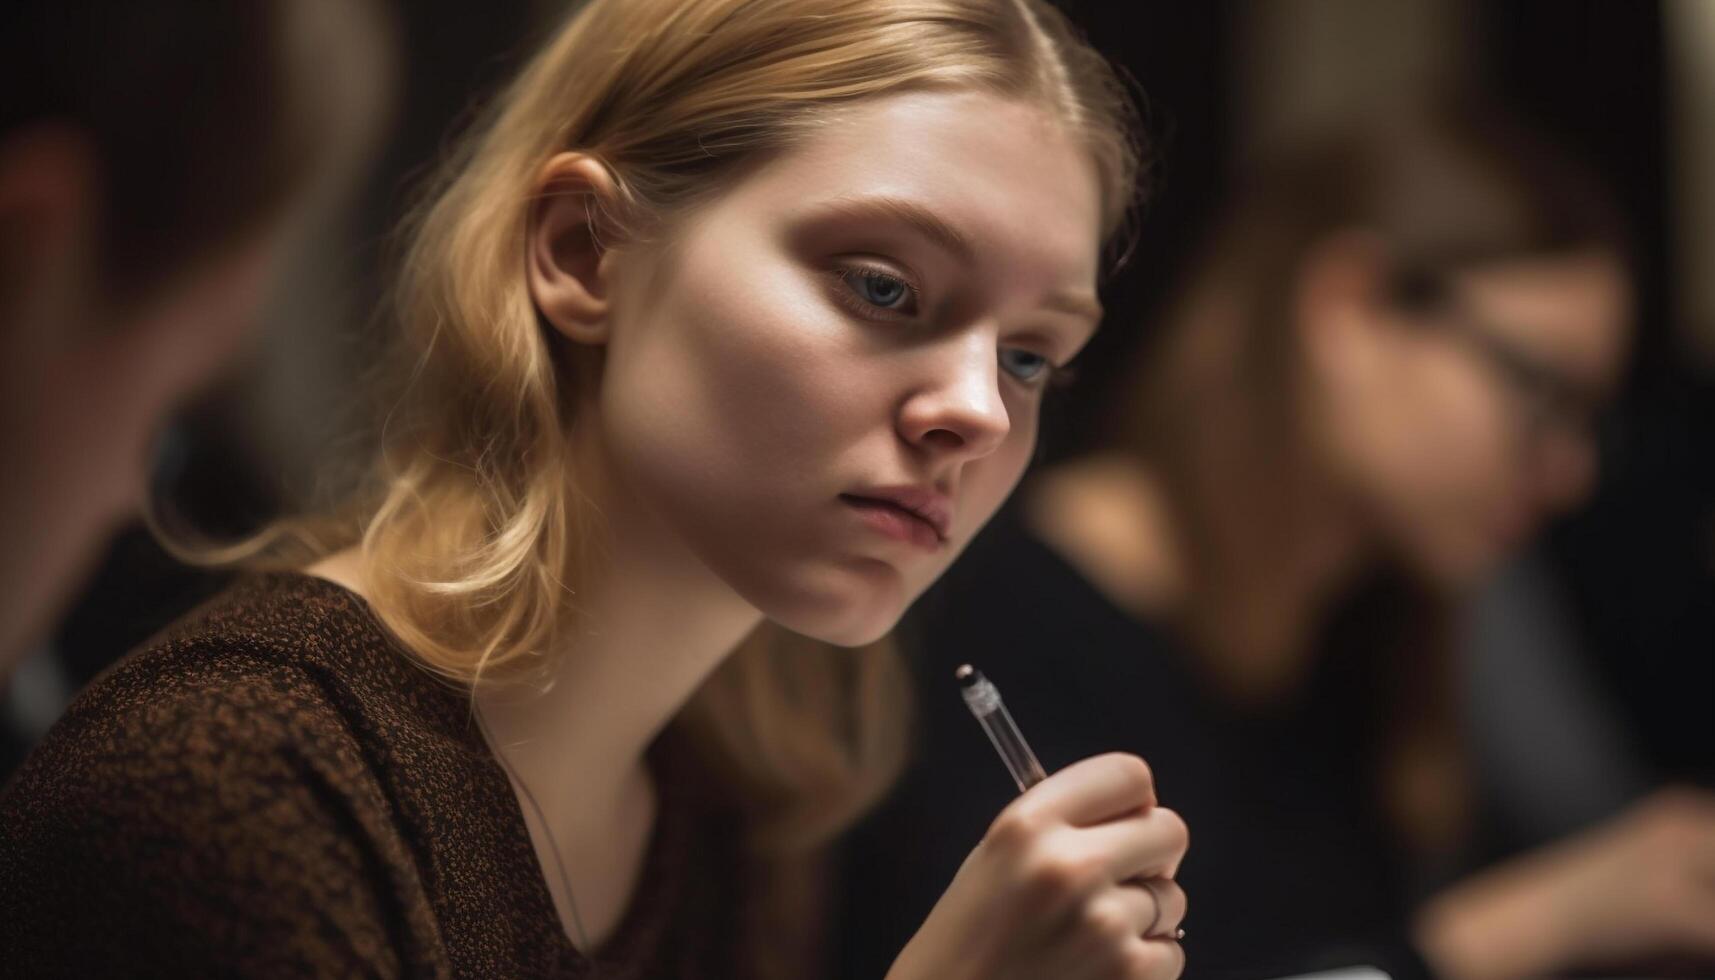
[896,331,1011,462]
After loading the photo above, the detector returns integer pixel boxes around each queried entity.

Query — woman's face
[1314,248,1630,587]
[591,90,1105,645]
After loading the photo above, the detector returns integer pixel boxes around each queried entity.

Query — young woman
[0,1,1189,977]
[839,101,1715,979]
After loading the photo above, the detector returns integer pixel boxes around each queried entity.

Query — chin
[741,558,916,648]
[773,592,909,648]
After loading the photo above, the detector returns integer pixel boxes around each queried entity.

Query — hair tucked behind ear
[162,0,1147,856]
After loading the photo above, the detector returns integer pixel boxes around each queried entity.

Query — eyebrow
[811,195,978,264]
[1043,291,1104,325]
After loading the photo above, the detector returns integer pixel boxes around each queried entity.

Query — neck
[309,424,764,953]
[474,471,763,828]
[309,437,763,833]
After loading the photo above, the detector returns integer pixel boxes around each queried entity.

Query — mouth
[840,487,952,551]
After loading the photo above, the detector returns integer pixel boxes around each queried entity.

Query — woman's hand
[1416,787,1715,980]
[886,753,1189,980]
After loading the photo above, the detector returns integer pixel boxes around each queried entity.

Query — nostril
[921,428,966,449]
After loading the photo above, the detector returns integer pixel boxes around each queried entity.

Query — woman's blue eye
[1000,348,1050,382]
[846,269,912,310]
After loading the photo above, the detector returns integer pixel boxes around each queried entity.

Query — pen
[956,664,1047,792]
[957,663,1186,942]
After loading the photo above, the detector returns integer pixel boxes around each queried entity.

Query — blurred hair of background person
[837,97,1715,979]
[0,2,394,680]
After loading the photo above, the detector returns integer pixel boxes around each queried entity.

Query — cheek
[608,253,857,479]
[596,237,922,613]
[1339,343,1511,513]
[1355,349,1527,582]
[1396,353,1515,503]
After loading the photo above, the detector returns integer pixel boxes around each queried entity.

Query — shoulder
[0,573,445,973]
[1,573,381,854]
[24,572,388,783]
[1021,454,1185,616]
[3,569,476,828]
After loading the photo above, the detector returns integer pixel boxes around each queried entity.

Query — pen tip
[955,664,978,686]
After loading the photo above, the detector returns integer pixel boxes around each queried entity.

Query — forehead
[712,89,1106,292]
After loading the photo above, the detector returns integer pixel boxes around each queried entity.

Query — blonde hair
[183,0,1145,853]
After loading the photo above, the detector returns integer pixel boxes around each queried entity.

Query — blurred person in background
[838,98,1715,979]
[0,1,394,680]
[0,1,1200,976]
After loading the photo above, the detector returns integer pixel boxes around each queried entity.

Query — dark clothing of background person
[831,506,1435,980]
[0,573,780,979]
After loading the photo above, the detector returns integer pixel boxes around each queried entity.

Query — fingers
[1017,752,1156,827]
[974,751,1187,979]
[1080,881,1186,979]
[1090,877,1187,937]
[1137,878,1188,938]
[1074,807,1189,882]
[1122,934,1186,980]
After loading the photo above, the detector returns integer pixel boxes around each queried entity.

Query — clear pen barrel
[961,677,1047,792]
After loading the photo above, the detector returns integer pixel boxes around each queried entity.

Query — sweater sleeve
[0,666,445,978]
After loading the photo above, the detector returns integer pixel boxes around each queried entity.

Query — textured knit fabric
[0,572,765,979]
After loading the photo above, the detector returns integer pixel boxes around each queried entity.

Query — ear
[1293,230,1392,382]
[0,124,100,349]
[527,152,624,346]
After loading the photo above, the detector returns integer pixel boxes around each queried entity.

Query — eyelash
[827,263,1071,388]
[830,265,920,320]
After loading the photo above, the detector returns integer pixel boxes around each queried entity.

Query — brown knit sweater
[0,572,768,978]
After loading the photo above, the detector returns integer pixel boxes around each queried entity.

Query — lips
[841,485,953,550]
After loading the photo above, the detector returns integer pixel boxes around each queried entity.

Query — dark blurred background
[5,0,1710,831]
